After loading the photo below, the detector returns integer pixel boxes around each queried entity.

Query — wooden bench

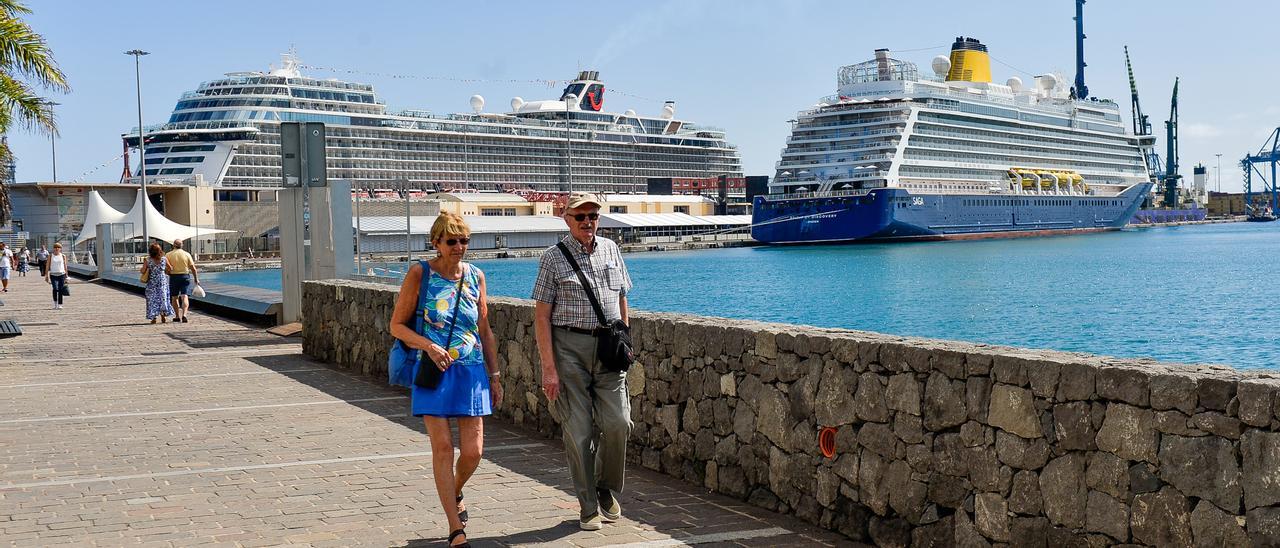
[0,319,21,338]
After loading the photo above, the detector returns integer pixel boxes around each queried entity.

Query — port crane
[1162,78,1181,208]
[1123,47,1160,175]
[1240,129,1280,220]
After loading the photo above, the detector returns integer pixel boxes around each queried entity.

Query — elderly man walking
[165,239,199,323]
[532,192,634,531]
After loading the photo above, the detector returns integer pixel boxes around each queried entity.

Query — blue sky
[6,0,1269,192]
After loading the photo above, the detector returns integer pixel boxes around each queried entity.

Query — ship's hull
[751,183,1153,244]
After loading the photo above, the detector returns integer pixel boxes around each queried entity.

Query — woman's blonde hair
[429,212,470,244]
[52,242,62,249]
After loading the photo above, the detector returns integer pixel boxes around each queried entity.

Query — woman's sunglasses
[568,213,600,222]
[442,237,471,246]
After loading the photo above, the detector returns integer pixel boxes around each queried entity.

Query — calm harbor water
[204,222,1279,370]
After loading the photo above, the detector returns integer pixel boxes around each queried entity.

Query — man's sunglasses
[568,213,600,222]
[443,237,471,246]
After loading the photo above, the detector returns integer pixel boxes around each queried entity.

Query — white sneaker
[56,304,63,310]
[52,303,58,310]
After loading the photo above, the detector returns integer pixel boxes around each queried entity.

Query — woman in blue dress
[389,213,501,548]
[140,243,174,323]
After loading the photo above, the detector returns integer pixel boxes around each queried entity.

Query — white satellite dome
[470,95,485,114]
[623,109,637,118]
[931,55,951,77]
[1037,74,1058,91]
[1006,76,1023,93]
[660,101,676,120]
[510,97,525,111]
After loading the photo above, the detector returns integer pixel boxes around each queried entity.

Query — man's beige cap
[565,192,604,210]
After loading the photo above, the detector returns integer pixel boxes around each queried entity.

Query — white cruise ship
[123,54,741,192]
[752,37,1154,244]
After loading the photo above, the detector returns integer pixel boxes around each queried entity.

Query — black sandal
[456,494,468,523]
[448,528,470,547]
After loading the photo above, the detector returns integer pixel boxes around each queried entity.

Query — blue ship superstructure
[753,39,1153,244]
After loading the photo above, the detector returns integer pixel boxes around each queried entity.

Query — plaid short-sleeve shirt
[532,235,632,329]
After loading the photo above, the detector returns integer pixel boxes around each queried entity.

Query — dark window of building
[674,205,690,214]
[609,206,628,213]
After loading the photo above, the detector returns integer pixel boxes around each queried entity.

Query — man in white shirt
[0,242,13,292]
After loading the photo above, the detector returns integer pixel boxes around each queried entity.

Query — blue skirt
[412,357,492,417]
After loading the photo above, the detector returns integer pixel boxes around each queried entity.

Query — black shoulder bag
[556,243,634,372]
[414,266,467,389]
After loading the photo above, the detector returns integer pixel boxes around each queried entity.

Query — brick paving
[0,276,852,547]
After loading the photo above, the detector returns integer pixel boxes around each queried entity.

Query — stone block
[886,373,921,416]
[894,412,924,444]
[1130,487,1193,547]
[732,404,756,440]
[954,509,994,547]
[834,451,859,485]
[1027,360,1061,400]
[755,384,793,448]
[992,355,1029,386]
[1096,366,1151,406]
[1009,470,1041,515]
[924,372,968,431]
[859,450,890,516]
[1238,379,1278,428]
[967,445,1005,493]
[927,472,969,509]
[1148,371,1198,414]
[967,353,994,376]
[859,422,899,459]
[1190,499,1248,547]
[1010,517,1050,548]
[1040,453,1087,529]
[995,430,1049,470]
[854,372,890,423]
[1085,451,1129,501]
[1096,403,1158,463]
[869,516,912,548]
[932,349,966,379]
[1086,490,1129,542]
[967,376,993,422]
[1053,402,1097,451]
[1241,430,1280,510]
[816,361,859,426]
[960,421,988,448]
[1192,411,1243,439]
[887,459,929,524]
[1153,409,1197,436]
[1246,507,1280,547]
[974,493,1010,542]
[1057,362,1097,401]
[988,384,1042,439]
[1197,376,1236,412]
[933,433,968,478]
[789,369,820,420]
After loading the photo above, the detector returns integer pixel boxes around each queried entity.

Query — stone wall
[302,279,1280,546]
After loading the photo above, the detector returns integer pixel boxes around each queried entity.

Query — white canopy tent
[76,189,234,244]
[73,190,129,246]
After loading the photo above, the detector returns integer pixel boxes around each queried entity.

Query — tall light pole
[41,100,59,182]
[125,49,151,246]
[1215,153,1222,193]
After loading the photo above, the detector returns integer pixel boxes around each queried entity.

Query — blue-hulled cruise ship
[752,37,1153,244]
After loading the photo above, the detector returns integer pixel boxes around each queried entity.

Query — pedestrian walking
[141,243,174,323]
[389,213,502,548]
[36,244,49,277]
[531,192,634,531]
[164,239,198,323]
[17,247,29,276]
[45,243,68,309]
[0,242,12,292]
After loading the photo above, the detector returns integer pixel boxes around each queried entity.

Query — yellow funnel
[946,37,991,83]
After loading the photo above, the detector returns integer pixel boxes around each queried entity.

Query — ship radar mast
[269,49,301,78]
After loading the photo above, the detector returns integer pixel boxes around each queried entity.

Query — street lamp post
[1215,153,1222,193]
[125,49,150,246]
[565,93,576,193]
[41,100,59,182]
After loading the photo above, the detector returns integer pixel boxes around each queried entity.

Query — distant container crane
[1240,129,1280,221]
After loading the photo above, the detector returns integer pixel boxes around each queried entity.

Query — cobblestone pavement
[0,277,853,547]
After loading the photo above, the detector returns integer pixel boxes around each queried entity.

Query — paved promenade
[0,277,849,547]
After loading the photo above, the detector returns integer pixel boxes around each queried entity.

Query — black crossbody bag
[414,268,466,389]
[556,243,634,372]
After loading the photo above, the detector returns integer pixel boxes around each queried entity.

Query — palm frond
[0,0,30,18]
[0,71,53,134]
[0,14,67,93]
